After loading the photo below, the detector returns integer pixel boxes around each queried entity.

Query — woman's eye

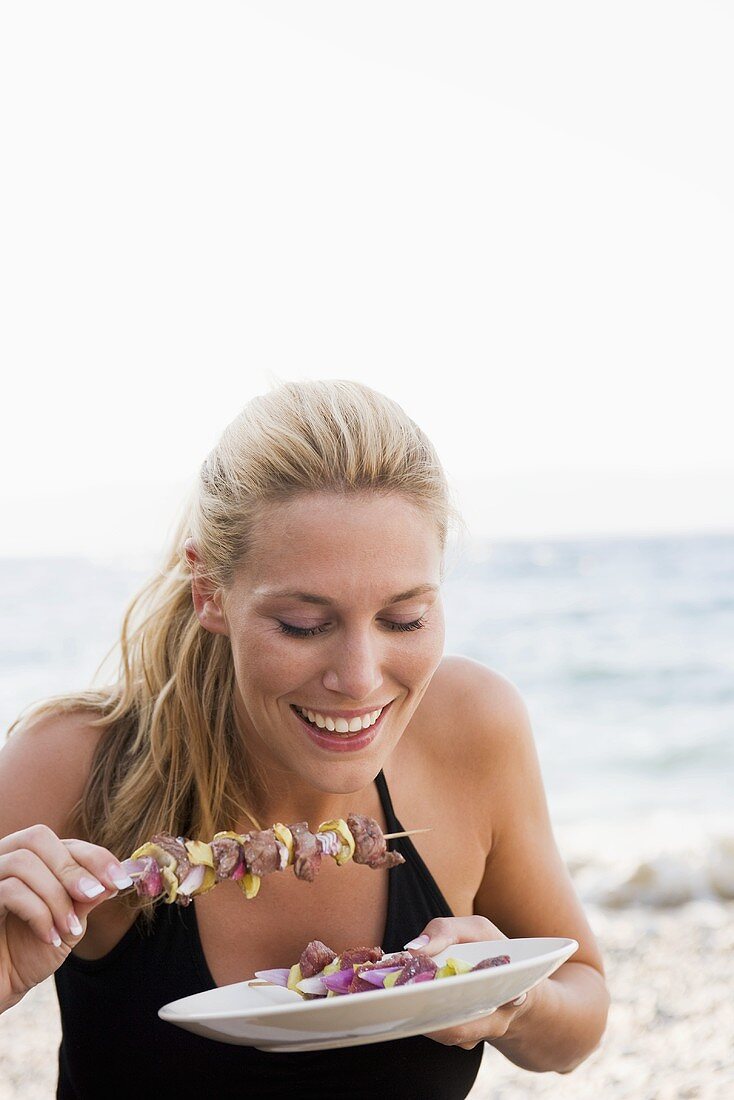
[386,617,427,632]
[276,617,427,638]
[277,622,329,638]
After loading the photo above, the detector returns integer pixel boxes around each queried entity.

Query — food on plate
[253,940,512,998]
[121,814,406,906]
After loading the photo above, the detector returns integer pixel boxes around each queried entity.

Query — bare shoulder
[403,655,534,851]
[0,707,106,839]
[421,654,531,769]
[417,657,605,976]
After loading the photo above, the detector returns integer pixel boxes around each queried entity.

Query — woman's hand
[404,915,534,1050]
[0,824,132,1013]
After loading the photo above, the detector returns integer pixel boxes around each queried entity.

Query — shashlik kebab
[120,813,407,906]
[254,939,512,998]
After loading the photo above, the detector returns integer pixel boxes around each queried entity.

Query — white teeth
[296,705,385,733]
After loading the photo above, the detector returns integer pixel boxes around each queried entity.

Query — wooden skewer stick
[383,828,431,840]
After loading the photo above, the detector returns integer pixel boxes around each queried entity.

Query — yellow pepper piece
[436,958,473,979]
[131,841,176,869]
[272,823,294,864]
[213,830,248,842]
[190,866,217,896]
[287,963,303,994]
[446,957,473,975]
[160,866,179,904]
[383,971,399,988]
[237,873,261,900]
[185,840,215,868]
[317,819,355,865]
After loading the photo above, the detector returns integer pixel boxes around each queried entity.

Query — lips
[290,701,392,754]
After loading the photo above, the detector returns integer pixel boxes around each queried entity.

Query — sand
[1,900,732,1100]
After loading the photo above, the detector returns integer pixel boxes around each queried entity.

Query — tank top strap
[375,768,453,941]
[374,767,402,831]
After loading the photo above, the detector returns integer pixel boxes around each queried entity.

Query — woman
[0,380,609,1098]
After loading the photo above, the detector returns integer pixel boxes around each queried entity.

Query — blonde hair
[7,379,464,917]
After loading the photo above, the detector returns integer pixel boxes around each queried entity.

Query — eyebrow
[255,583,439,606]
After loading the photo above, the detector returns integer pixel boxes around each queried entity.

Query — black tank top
[54,771,484,1099]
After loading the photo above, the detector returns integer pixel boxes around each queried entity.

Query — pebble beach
[1,899,732,1100]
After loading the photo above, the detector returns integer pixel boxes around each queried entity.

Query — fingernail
[107,864,133,890]
[512,993,528,1006]
[68,912,83,936]
[49,927,62,948]
[79,876,105,898]
[403,934,430,950]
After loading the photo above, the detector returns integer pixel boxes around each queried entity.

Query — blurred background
[1,3,732,1097]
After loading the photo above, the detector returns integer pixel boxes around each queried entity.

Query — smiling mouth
[289,701,393,736]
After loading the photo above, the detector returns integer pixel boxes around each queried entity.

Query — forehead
[237,492,442,598]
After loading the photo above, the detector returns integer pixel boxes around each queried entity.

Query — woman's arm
[418,660,610,1070]
[0,713,124,1012]
[472,667,609,1069]
[492,959,609,1073]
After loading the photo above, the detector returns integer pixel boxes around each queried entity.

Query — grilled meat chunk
[347,813,406,870]
[291,821,323,882]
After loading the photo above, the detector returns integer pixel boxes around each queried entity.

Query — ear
[184,538,229,637]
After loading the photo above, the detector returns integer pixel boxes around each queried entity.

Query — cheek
[393,626,446,685]
[231,628,315,696]
[416,610,446,668]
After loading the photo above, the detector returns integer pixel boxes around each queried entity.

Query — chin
[301,759,381,796]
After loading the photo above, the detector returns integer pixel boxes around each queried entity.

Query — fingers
[403,915,505,956]
[0,825,130,947]
[0,875,65,948]
[425,993,531,1048]
[62,838,133,897]
[426,1007,508,1042]
[0,826,131,905]
[0,848,92,943]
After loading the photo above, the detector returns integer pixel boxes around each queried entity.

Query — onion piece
[127,855,163,898]
[296,975,328,996]
[315,831,340,858]
[254,968,292,987]
[407,970,435,984]
[322,968,357,995]
[177,865,205,896]
[357,966,402,988]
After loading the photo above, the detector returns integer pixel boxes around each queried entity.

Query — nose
[321,627,384,703]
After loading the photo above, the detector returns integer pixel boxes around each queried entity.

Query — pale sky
[1,3,732,556]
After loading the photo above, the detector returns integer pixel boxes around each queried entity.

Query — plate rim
[158,936,578,1024]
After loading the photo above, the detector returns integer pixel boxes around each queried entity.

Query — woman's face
[219,491,445,797]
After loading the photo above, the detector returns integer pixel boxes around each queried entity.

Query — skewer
[382,828,431,840]
[125,816,423,907]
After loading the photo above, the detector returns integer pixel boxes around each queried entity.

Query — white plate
[158,936,578,1052]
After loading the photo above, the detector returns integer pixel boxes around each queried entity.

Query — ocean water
[2,533,733,908]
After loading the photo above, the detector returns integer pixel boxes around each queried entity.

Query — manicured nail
[403,934,430,950]
[107,864,133,890]
[68,912,83,936]
[512,993,528,1006]
[49,927,62,947]
[79,876,105,898]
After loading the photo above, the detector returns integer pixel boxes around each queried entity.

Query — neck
[246,770,380,833]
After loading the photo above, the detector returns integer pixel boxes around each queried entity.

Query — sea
[2,532,733,910]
